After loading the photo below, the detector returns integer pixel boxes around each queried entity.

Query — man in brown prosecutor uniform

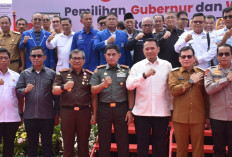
[52,49,97,157]
[168,46,209,157]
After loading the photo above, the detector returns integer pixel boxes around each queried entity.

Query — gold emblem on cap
[104,72,107,75]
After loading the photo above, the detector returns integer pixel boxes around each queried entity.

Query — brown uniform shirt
[168,67,209,123]
[0,31,21,72]
[53,68,92,107]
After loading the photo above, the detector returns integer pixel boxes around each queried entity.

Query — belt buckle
[74,107,79,111]
[110,103,116,108]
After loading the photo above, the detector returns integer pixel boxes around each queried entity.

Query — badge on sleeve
[205,69,210,77]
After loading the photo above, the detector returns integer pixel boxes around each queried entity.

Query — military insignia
[12,39,14,42]
[104,72,107,75]
[213,71,221,75]
[178,77,185,80]
[214,78,219,82]
[117,73,126,77]
[82,82,85,85]
[218,64,222,70]
[120,65,129,69]
[83,76,87,79]
[110,103,116,107]
[94,69,98,73]
[205,69,210,77]
[97,65,106,69]
[57,72,61,75]
[171,67,179,71]
[67,74,72,78]
[78,35,82,40]
[122,69,125,71]
[120,82,123,86]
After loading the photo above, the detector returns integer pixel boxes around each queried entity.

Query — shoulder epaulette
[58,68,70,73]
[97,65,106,69]
[84,69,93,74]
[120,65,129,69]
[13,31,20,35]
[196,67,205,72]
[171,67,180,71]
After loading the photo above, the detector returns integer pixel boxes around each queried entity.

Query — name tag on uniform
[117,73,126,77]
[178,77,185,80]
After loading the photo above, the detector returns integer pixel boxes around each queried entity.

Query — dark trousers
[134,115,169,157]
[211,118,232,157]
[97,102,129,157]
[0,122,19,157]
[60,107,91,157]
[24,119,54,157]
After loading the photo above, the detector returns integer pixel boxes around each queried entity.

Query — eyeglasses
[52,20,60,23]
[217,52,231,57]
[192,21,204,24]
[223,15,232,20]
[99,22,106,26]
[71,57,84,61]
[33,18,42,22]
[180,18,188,21]
[31,54,44,58]
[0,56,9,60]
[180,55,193,59]
[142,24,153,28]
[43,19,50,22]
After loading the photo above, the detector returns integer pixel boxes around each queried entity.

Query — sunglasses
[192,21,204,24]
[180,55,193,59]
[223,15,232,20]
[217,52,231,57]
[99,22,106,26]
[31,54,44,58]
[33,18,42,22]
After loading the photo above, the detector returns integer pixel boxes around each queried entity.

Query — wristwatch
[60,84,65,91]
[142,72,147,79]
[128,108,133,111]
[189,79,194,85]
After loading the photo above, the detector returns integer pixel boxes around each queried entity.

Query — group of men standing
[0,5,232,157]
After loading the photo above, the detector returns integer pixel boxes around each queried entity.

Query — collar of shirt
[191,30,206,36]
[81,27,94,35]
[0,68,10,75]
[106,63,120,70]
[179,66,197,73]
[60,31,75,37]
[70,67,85,74]
[166,27,178,32]
[106,28,116,35]
[1,30,12,37]
[144,33,154,38]
[29,65,46,72]
[144,57,161,66]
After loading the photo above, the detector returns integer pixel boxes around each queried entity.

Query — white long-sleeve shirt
[174,30,217,70]
[0,69,20,122]
[126,58,172,117]
[46,32,75,72]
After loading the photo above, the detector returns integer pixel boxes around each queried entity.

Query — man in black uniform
[90,44,134,157]
[52,49,97,157]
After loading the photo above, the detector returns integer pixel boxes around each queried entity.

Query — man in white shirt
[175,13,217,70]
[46,17,74,72]
[0,48,23,157]
[126,38,172,157]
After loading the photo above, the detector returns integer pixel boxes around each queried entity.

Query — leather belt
[62,105,90,111]
[100,101,127,108]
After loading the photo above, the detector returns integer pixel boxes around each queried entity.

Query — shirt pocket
[8,81,16,97]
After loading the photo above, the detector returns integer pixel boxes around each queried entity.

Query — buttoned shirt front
[169,67,209,123]
[71,27,98,72]
[46,32,75,72]
[174,30,217,70]
[126,58,172,117]
[204,64,232,121]
[90,64,130,103]
[0,69,20,122]
[16,66,58,119]
[53,68,92,107]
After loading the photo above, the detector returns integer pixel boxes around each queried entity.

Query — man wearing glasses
[51,15,62,34]
[169,46,209,157]
[16,46,59,157]
[52,49,97,157]
[175,13,217,70]
[42,14,53,33]
[156,11,184,68]
[125,17,154,65]
[216,7,232,47]
[19,13,55,69]
[97,15,107,31]
[176,11,189,31]
[205,44,232,157]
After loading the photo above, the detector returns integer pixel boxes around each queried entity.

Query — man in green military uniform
[0,16,25,72]
[90,44,134,157]
[53,49,97,157]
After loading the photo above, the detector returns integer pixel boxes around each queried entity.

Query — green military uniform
[53,68,93,157]
[0,31,21,72]
[168,66,209,157]
[90,63,130,157]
